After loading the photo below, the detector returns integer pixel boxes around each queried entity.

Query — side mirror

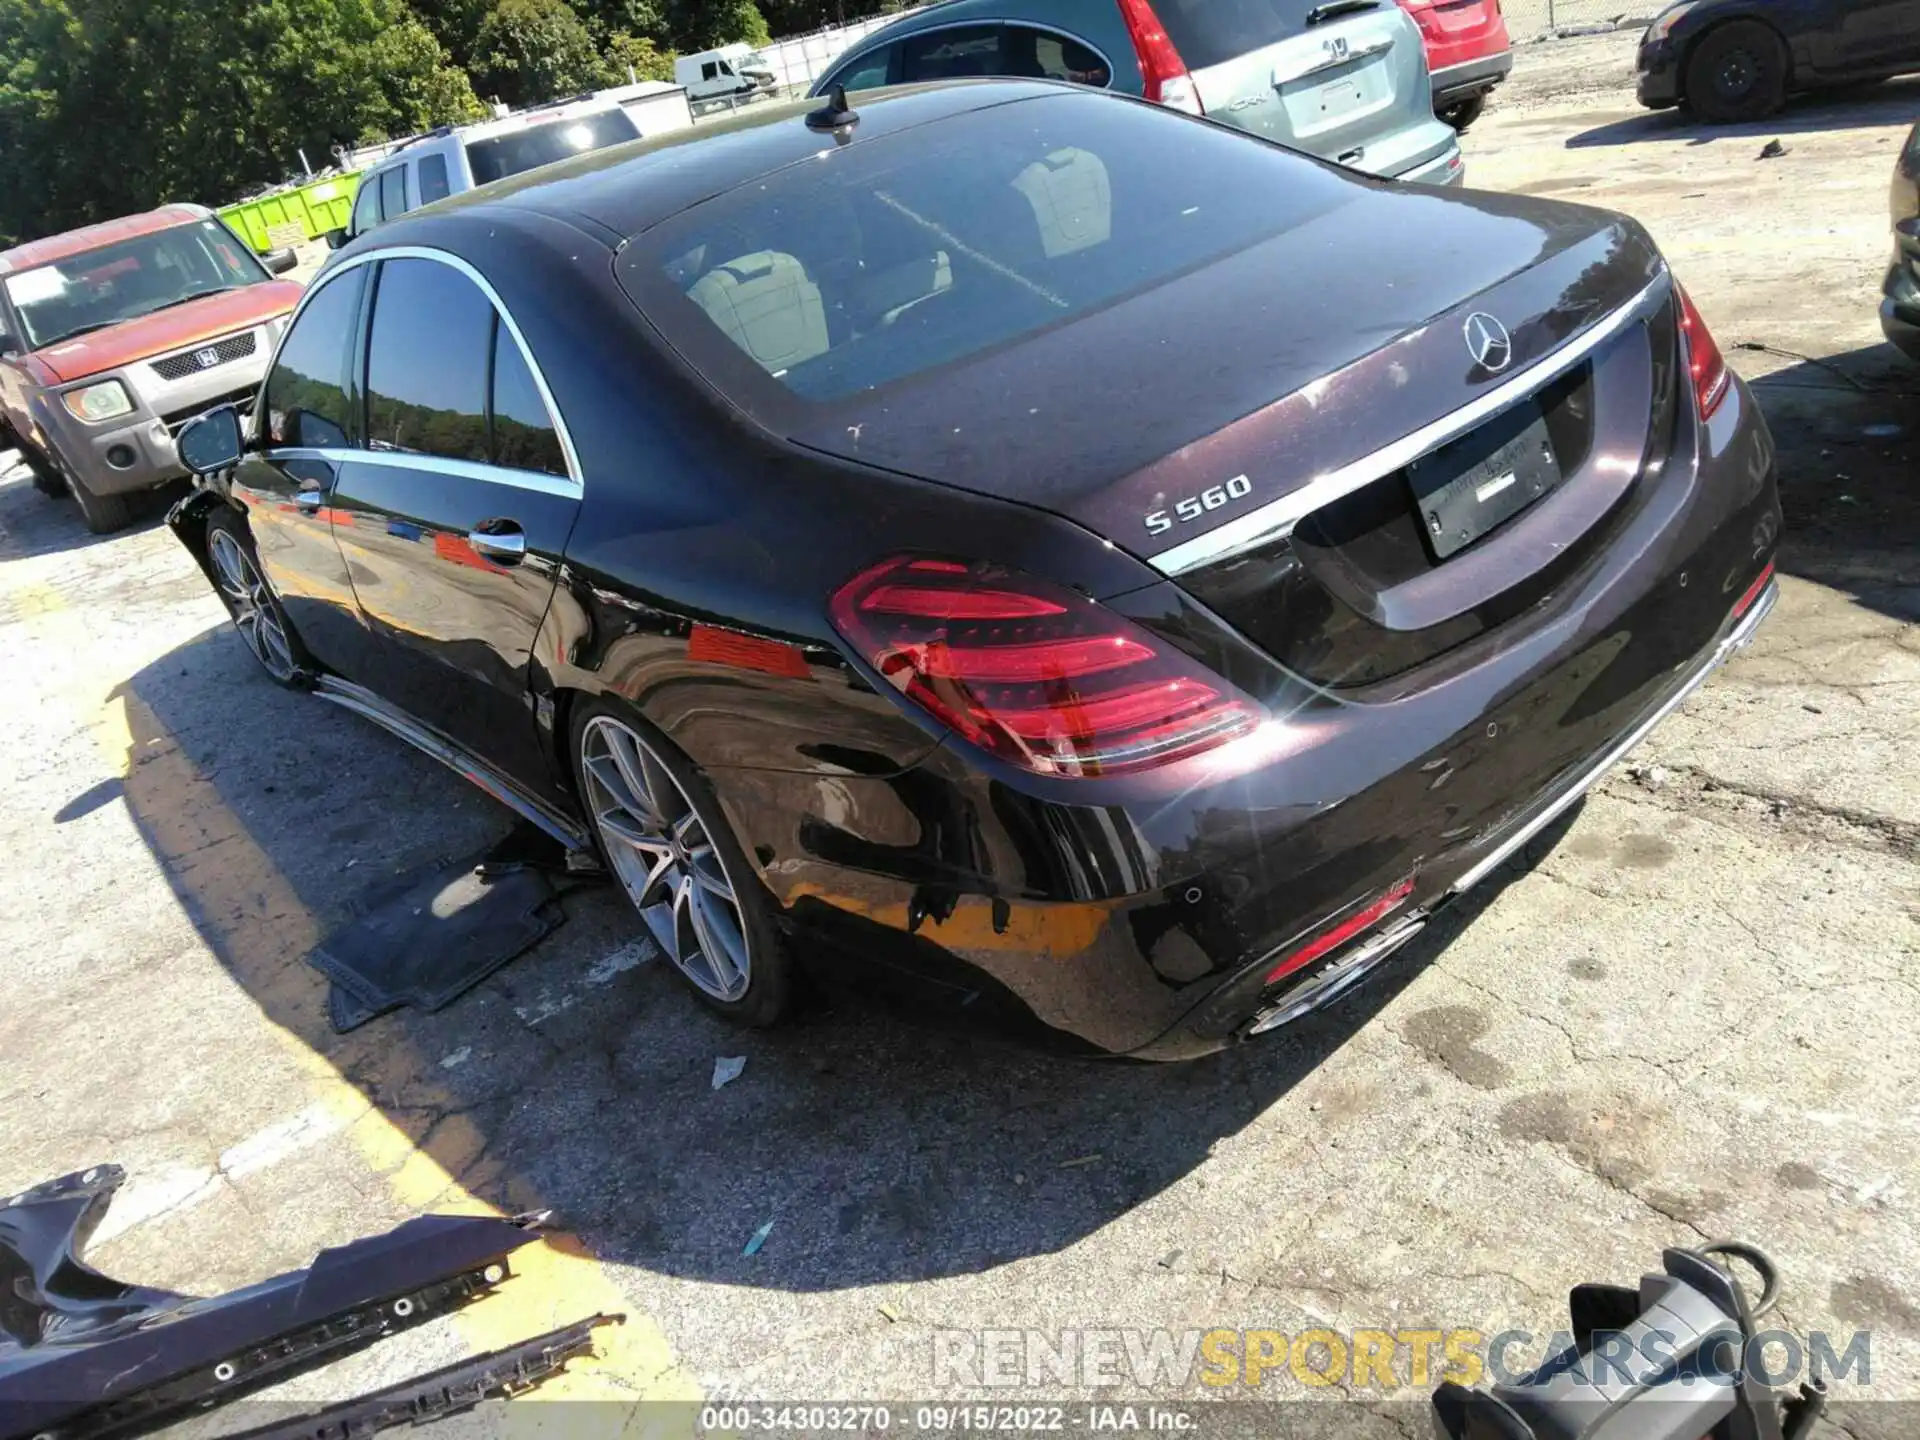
[323,228,349,251]
[263,247,299,275]
[0,333,19,358]
[177,405,245,476]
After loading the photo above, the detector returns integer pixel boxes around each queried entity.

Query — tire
[204,506,308,686]
[571,695,793,1027]
[12,436,69,499]
[1441,93,1486,132]
[70,476,137,533]
[1683,20,1789,123]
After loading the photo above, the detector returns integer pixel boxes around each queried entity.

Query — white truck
[674,43,778,109]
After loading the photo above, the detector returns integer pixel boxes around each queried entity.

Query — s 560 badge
[1145,474,1254,536]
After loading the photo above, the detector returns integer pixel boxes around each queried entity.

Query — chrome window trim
[1148,272,1673,577]
[257,245,583,495]
[265,445,580,499]
[823,18,1116,92]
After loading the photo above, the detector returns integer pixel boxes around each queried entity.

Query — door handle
[295,488,324,513]
[468,523,526,564]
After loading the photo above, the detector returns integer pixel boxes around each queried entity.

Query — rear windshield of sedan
[618,92,1350,411]
[467,109,640,185]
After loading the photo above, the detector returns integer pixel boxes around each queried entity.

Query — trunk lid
[789,187,1665,564]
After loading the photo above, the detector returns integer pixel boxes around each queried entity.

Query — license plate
[1316,78,1365,118]
[1405,403,1562,560]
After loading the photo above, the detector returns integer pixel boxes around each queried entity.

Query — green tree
[469,0,611,107]
[604,28,673,81]
[0,0,480,242]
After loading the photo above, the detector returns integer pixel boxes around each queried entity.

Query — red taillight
[828,556,1262,777]
[1731,559,1775,619]
[1264,877,1416,985]
[1675,281,1730,421]
[1114,0,1204,114]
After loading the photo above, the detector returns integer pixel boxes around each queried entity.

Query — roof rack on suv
[392,124,455,153]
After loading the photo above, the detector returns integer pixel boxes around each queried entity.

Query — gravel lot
[3,29,1917,1435]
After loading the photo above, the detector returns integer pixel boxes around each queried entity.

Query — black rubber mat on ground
[311,825,590,1032]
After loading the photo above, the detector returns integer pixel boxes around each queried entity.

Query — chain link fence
[757,9,927,94]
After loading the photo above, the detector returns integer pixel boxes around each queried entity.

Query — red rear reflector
[1731,560,1775,619]
[688,624,811,679]
[919,635,1154,684]
[1674,281,1730,421]
[1264,878,1417,985]
[828,556,1262,778]
[1114,0,1204,113]
[860,584,1066,621]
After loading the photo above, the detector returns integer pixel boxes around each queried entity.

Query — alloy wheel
[209,529,297,682]
[580,715,752,1002]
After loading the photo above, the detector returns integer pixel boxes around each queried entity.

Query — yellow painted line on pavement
[6,557,695,1405]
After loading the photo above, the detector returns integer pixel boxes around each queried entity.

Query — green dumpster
[219,172,361,254]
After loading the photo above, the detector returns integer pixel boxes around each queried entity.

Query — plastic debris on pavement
[743,1219,775,1257]
[712,1056,746,1090]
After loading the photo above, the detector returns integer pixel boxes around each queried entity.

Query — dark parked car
[1882,118,1920,358]
[169,81,1780,1060]
[1637,0,1920,122]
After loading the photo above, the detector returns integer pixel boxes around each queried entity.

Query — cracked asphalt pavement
[3,29,1918,1433]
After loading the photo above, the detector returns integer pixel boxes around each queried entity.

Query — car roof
[398,79,1066,245]
[0,204,211,276]
[363,96,629,174]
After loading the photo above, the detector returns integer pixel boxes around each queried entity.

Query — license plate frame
[1405,402,1562,560]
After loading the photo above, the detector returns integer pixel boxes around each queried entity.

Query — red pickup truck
[0,205,301,532]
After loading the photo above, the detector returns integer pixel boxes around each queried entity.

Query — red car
[1399,0,1513,131]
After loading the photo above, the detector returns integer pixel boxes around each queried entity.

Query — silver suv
[812,0,1462,185]
[329,98,643,245]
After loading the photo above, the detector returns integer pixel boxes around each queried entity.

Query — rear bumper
[717,375,1782,1060]
[1396,140,1467,185]
[1430,50,1513,107]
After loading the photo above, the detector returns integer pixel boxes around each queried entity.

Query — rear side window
[1154,0,1324,70]
[379,166,408,222]
[899,25,1003,82]
[1018,29,1111,86]
[364,258,491,464]
[833,46,896,90]
[490,322,567,477]
[621,90,1348,409]
[264,267,367,449]
[417,153,452,205]
[465,109,639,186]
[350,180,381,237]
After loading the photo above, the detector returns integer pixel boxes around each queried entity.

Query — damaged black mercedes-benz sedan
[167,79,1780,1059]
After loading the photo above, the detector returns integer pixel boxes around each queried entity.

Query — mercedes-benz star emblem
[1463,311,1513,373]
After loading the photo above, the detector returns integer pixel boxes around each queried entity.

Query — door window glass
[899,25,1004,82]
[1008,28,1111,86]
[833,46,896,90]
[417,153,452,204]
[379,166,409,222]
[263,267,366,449]
[489,319,567,477]
[350,179,381,236]
[364,258,491,464]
